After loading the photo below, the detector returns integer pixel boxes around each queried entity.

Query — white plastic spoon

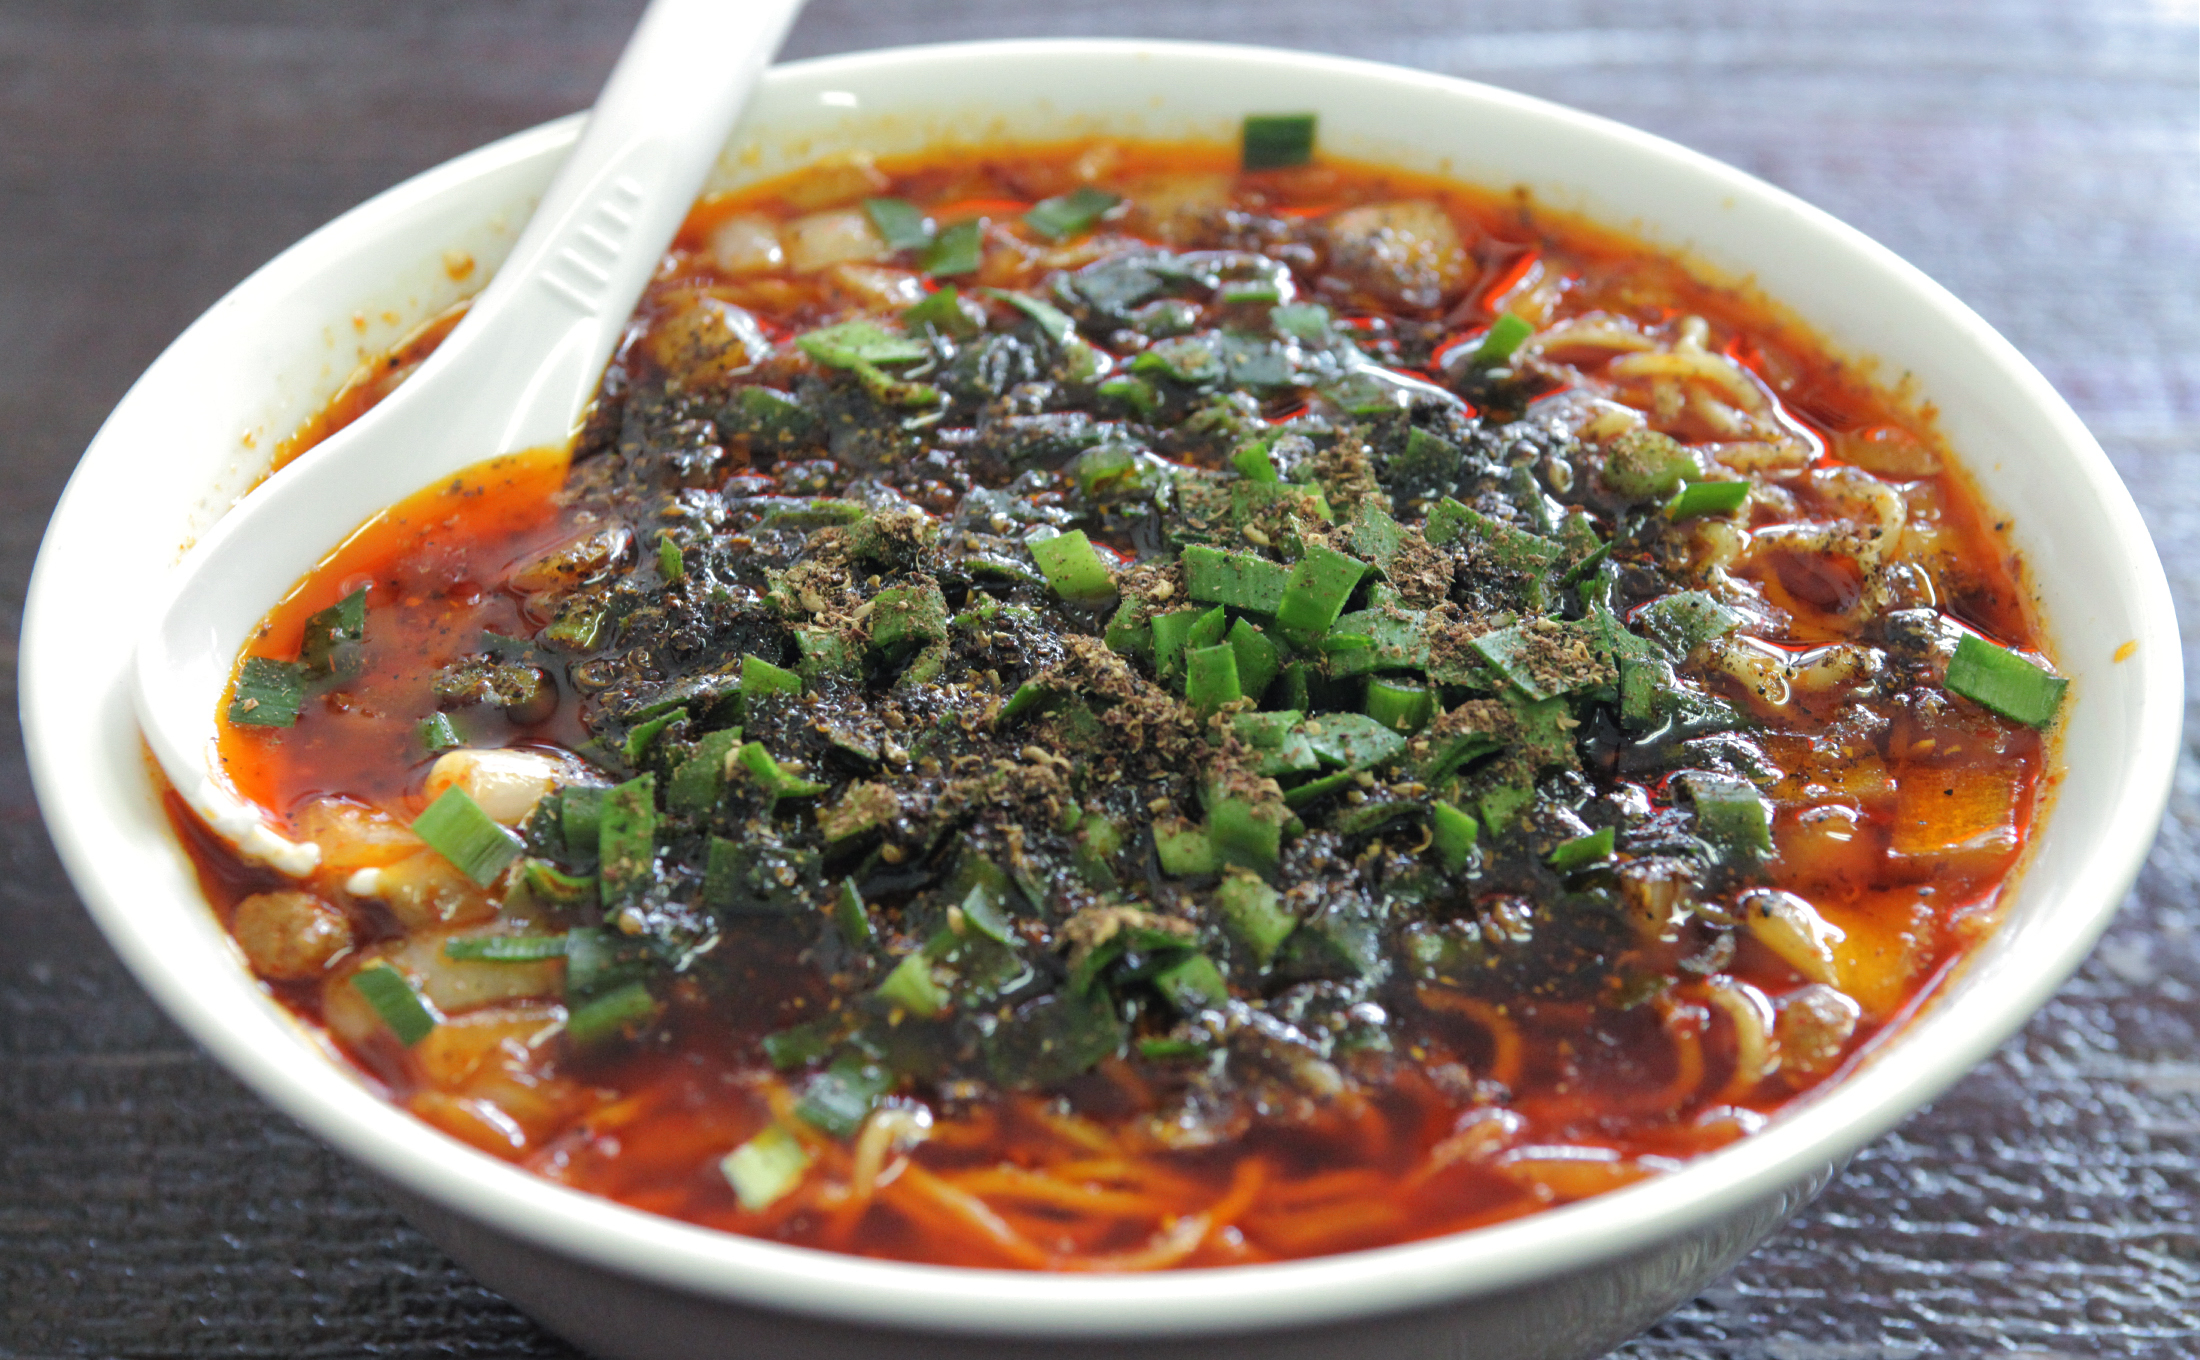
[135,0,805,874]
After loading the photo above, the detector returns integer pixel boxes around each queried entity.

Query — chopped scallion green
[863,196,932,251]
[877,952,950,1018]
[442,934,569,963]
[835,878,872,948]
[1185,642,1243,713]
[1242,113,1317,170]
[904,283,980,337]
[1274,545,1368,645]
[411,786,524,887]
[734,742,829,800]
[597,774,658,904]
[416,712,462,752]
[565,979,659,1046]
[1547,826,1616,873]
[350,964,435,1046]
[922,218,984,276]
[1430,802,1480,872]
[1682,772,1774,861]
[1665,479,1752,520]
[298,586,367,680]
[1471,313,1535,366]
[1023,185,1120,240]
[1028,529,1118,604]
[720,1124,814,1212]
[228,656,306,727]
[1154,953,1230,1012]
[1182,543,1290,613]
[656,532,684,582]
[1945,633,2068,728]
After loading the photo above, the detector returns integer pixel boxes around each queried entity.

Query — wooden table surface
[5,1,2197,1355]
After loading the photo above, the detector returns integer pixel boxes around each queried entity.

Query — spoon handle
[385,0,808,459]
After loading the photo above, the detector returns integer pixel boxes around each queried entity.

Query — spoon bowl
[133,0,803,874]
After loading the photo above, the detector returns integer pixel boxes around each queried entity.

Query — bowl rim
[23,36,2181,1340]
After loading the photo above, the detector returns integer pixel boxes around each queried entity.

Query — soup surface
[181,131,2065,1270]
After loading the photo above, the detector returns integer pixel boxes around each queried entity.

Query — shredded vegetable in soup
[177,123,2064,1270]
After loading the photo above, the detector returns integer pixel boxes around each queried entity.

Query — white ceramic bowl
[23,39,2179,1360]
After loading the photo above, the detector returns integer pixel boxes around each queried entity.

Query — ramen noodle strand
[1417,987,1527,1089]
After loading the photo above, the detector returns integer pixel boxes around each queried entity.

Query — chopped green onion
[228,656,306,727]
[1206,795,1283,875]
[442,934,569,963]
[559,785,605,861]
[411,786,524,887]
[1547,826,1616,873]
[1184,603,1228,652]
[655,532,684,582]
[543,597,605,651]
[904,284,980,337]
[1274,544,1369,645]
[1185,642,1243,713]
[1227,618,1283,702]
[762,1019,839,1070]
[796,1055,892,1138]
[980,287,1079,348]
[1665,479,1751,520]
[521,859,597,906]
[1024,185,1120,240]
[1282,768,1355,807]
[1470,314,1535,366]
[1242,113,1317,170]
[1151,607,1206,682]
[922,218,984,276]
[1154,822,1220,876]
[1946,633,2068,728]
[350,964,435,1046]
[667,728,744,815]
[734,742,829,800]
[998,681,1050,726]
[720,1124,814,1212]
[1154,953,1230,1012]
[597,774,658,904]
[1231,438,1280,482]
[741,653,804,705]
[565,980,659,1045]
[1138,1037,1209,1060]
[1302,712,1407,771]
[1365,676,1434,733]
[416,712,462,752]
[1218,281,1282,306]
[795,318,926,368]
[1182,543,1290,613]
[863,196,932,251]
[622,707,683,763]
[298,586,367,679]
[1430,802,1479,872]
[877,953,950,1018]
[957,883,1013,944]
[1028,529,1118,604]
[1099,374,1160,418]
[1682,772,1774,861]
[1217,869,1295,963]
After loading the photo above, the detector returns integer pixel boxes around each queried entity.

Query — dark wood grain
[4,1,2196,1355]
